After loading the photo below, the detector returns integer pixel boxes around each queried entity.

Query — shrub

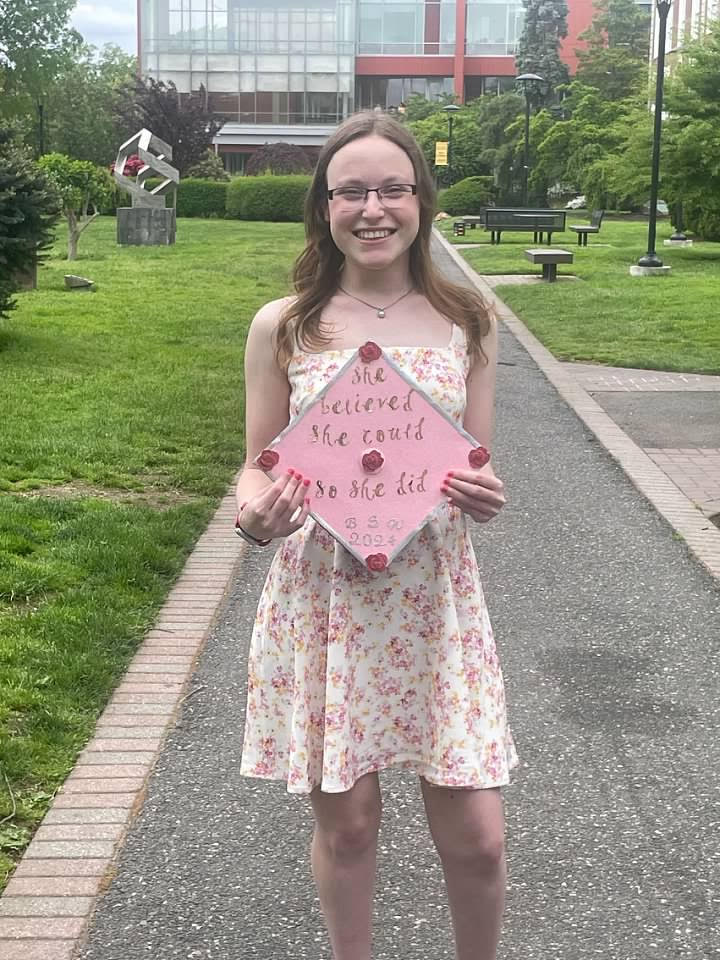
[38,153,113,260]
[226,175,311,221]
[437,176,495,216]
[683,198,720,242]
[246,142,314,175]
[175,179,227,217]
[186,149,230,181]
[0,127,61,318]
[120,178,228,218]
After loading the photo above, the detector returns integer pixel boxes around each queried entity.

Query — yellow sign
[435,141,448,166]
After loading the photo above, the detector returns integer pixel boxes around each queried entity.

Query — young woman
[234,111,518,960]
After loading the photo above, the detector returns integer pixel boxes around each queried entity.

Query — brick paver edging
[0,485,246,960]
[434,229,720,583]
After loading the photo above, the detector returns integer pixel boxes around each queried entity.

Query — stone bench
[524,247,574,283]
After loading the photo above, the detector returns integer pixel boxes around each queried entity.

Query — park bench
[485,208,566,245]
[570,210,604,246]
[524,247,573,282]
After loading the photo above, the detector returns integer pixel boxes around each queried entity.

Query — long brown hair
[275,111,493,369]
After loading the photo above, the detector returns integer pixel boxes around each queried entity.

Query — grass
[0,217,305,889]
[435,216,720,374]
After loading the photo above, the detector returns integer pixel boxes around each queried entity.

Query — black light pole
[637,0,672,268]
[515,73,543,206]
[443,103,460,186]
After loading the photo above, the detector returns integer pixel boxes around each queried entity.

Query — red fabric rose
[468,446,490,469]
[366,553,388,572]
[359,341,382,362]
[361,449,384,472]
[257,449,279,470]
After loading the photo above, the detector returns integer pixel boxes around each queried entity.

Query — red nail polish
[446,471,454,478]
[441,485,449,494]
[287,468,295,476]
[303,478,310,486]
[295,473,303,482]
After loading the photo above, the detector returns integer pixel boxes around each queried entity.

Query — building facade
[138,0,594,170]
[651,0,718,62]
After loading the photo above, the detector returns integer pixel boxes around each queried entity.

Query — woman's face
[324,134,420,273]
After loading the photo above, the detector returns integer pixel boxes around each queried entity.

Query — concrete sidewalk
[1,232,718,960]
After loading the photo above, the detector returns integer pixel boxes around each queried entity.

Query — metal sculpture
[113,129,179,207]
[114,129,179,245]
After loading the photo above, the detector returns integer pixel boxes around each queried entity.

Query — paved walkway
[1,231,719,960]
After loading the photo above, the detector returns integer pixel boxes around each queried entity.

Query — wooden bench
[570,209,604,246]
[485,208,566,245]
[524,247,573,282]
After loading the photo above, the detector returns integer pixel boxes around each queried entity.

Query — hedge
[105,178,228,218]
[226,174,311,221]
[683,197,720,242]
[437,176,495,216]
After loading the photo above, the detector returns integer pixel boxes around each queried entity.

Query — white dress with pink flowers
[240,323,519,793]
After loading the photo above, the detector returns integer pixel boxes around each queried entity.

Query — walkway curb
[434,228,720,583]
[0,485,245,960]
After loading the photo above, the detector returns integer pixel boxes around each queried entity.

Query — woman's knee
[311,773,382,862]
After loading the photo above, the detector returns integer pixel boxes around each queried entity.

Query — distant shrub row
[104,175,311,221]
[437,176,495,216]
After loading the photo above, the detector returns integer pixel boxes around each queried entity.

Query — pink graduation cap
[255,341,489,571]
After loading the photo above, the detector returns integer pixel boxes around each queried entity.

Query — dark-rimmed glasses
[327,184,417,206]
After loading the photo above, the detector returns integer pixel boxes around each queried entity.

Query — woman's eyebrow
[333,174,410,185]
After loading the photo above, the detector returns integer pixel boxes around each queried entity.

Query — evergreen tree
[0,126,60,320]
[664,20,720,240]
[576,0,651,100]
[515,0,570,104]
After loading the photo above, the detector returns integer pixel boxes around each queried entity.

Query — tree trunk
[67,210,79,260]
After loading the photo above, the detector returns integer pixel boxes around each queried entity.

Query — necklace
[339,286,413,319]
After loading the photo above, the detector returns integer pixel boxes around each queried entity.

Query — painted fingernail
[303,478,310,487]
[441,485,449,494]
[287,468,295,476]
[295,473,303,482]
[446,471,454,478]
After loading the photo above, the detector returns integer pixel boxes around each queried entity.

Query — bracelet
[234,511,272,547]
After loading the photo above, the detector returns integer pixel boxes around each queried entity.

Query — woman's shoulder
[251,295,297,333]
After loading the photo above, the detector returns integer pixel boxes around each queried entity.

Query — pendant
[377,309,385,318]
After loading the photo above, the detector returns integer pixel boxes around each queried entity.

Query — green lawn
[0,217,305,888]
[436,216,720,374]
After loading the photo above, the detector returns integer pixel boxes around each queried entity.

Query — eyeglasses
[327,184,417,206]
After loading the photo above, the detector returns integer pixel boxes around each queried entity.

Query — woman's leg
[420,780,506,960]
[310,771,382,960]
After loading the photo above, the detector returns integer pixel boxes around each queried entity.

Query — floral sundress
[240,323,519,793]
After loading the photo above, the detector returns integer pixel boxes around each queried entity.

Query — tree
[402,92,457,123]
[0,0,83,154]
[0,126,60,320]
[515,0,570,105]
[37,153,112,260]
[245,142,313,176]
[575,0,651,100]
[44,44,137,166]
[664,21,720,240]
[114,78,224,177]
[186,149,230,180]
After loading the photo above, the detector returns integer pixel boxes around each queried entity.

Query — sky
[70,0,137,55]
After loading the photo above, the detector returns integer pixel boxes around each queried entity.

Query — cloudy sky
[71,0,137,54]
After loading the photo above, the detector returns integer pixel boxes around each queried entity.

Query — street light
[515,73,544,206]
[443,103,460,186]
[637,0,672,269]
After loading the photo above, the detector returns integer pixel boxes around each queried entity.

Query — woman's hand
[441,466,506,524]
[239,470,311,540]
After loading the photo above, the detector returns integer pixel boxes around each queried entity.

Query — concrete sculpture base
[629,264,672,277]
[117,207,176,246]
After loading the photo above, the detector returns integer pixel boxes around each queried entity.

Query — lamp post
[443,103,460,186]
[637,0,672,269]
[515,73,544,206]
